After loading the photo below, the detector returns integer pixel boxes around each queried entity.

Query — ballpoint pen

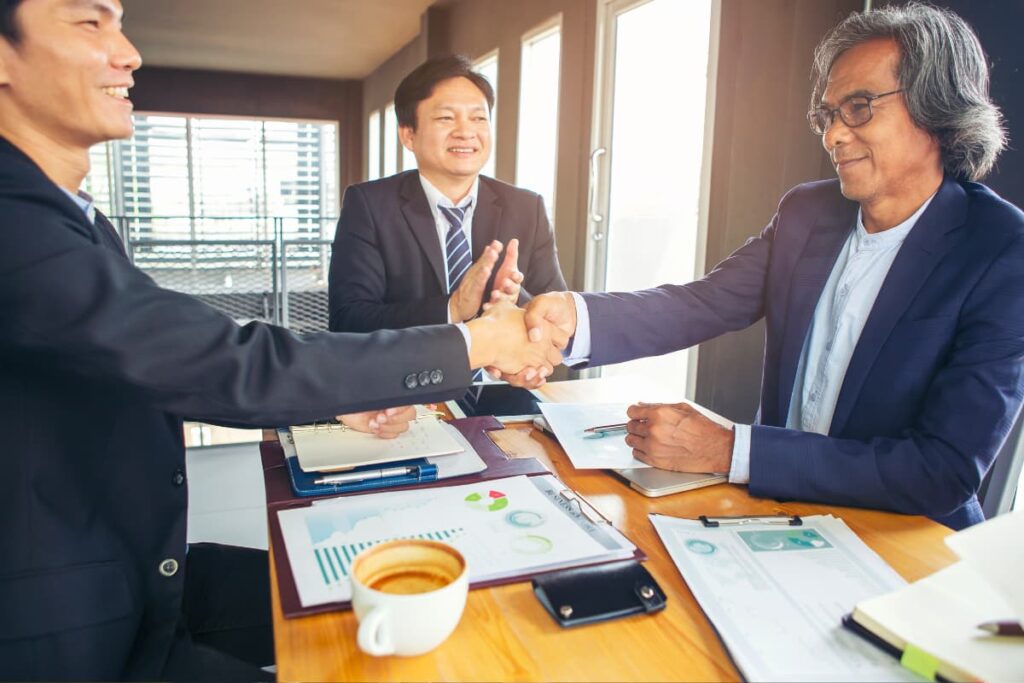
[314,465,417,486]
[582,422,629,438]
[977,620,1024,637]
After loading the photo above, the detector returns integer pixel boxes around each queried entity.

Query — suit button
[418,370,431,386]
[430,369,443,384]
[159,558,179,577]
[404,373,418,389]
[172,470,185,487]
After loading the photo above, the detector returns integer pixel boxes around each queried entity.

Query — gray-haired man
[526,2,1024,530]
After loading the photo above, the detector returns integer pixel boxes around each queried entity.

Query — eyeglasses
[807,89,903,135]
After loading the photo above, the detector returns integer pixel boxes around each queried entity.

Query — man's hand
[624,402,734,474]
[338,405,417,439]
[466,300,567,381]
[448,240,503,323]
[524,291,578,342]
[488,238,523,305]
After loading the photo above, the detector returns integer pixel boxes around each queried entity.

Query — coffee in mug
[350,539,468,656]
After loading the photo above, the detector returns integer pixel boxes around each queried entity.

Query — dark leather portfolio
[261,416,644,619]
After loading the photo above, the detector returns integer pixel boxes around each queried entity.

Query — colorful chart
[465,489,509,511]
[312,526,464,586]
[738,529,832,553]
[506,510,545,528]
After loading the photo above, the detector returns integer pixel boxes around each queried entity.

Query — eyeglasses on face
[806,89,904,135]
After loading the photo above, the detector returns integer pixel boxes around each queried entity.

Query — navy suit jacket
[328,170,567,332]
[583,178,1024,530]
[0,138,472,680]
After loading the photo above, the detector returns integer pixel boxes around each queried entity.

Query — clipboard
[260,416,647,618]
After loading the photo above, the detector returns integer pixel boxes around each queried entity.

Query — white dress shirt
[565,194,936,484]
[418,175,480,292]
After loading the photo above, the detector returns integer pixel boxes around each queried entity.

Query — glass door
[584,0,718,398]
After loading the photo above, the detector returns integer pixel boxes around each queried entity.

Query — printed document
[538,402,649,469]
[278,475,636,607]
[651,513,916,682]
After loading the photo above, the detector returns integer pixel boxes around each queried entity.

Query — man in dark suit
[526,4,1024,530]
[0,1,564,680]
[329,55,567,353]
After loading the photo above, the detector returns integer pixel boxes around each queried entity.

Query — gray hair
[810,2,1007,181]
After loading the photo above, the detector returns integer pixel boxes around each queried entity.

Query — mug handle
[357,606,395,656]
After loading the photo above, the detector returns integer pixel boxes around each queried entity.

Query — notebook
[290,410,464,473]
[846,510,1024,682]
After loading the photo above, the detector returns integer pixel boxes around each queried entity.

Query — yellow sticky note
[901,643,938,681]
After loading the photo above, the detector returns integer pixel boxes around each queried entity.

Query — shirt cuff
[728,424,752,484]
[455,322,471,359]
[563,292,592,366]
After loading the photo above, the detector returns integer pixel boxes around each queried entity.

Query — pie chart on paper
[465,489,509,511]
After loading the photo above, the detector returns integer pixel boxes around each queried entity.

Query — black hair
[0,0,24,43]
[394,54,495,130]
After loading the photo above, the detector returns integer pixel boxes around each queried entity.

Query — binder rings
[260,416,646,618]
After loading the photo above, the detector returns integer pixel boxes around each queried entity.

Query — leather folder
[260,416,646,619]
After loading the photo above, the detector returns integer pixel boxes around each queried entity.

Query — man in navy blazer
[329,55,567,343]
[526,4,1024,530]
[0,1,565,680]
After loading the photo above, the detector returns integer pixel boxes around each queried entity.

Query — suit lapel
[400,172,447,291]
[776,198,858,422]
[828,178,967,434]
[471,178,502,260]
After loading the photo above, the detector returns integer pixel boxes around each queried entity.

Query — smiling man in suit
[329,55,568,375]
[526,3,1024,530]
[0,1,567,680]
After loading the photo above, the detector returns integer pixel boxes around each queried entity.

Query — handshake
[464,292,579,389]
[448,237,579,387]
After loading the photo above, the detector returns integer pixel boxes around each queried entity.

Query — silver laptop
[532,416,726,497]
[613,467,726,497]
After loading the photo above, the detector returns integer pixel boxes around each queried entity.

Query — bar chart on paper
[277,475,636,607]
[311,527,466,586]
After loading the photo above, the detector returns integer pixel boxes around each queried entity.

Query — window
[367,109,381,181]
[516,20,561,222]
[474,51,499,179]
[384,102,398,177]
[85,113,339,242]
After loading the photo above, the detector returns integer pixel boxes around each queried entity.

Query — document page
[651,514,917,682]
[538,402,649,469]
[291,409,464,472]
[278,475,636,607]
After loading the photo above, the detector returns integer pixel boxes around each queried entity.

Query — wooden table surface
[269,378,957,681]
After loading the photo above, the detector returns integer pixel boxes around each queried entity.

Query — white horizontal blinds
[190,117,264,240]
[120,115,192,241]
[264,120,335,241]
[84,143,115,216]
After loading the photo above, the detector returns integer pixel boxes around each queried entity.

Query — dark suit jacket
[583,178,1024,530]
[328,170,567,332]
[0,138,472,680]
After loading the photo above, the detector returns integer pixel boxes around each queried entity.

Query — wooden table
[269,378,957,681]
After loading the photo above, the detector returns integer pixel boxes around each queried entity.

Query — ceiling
[123,0,439,80]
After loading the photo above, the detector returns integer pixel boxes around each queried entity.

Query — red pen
[977,620,1024,637]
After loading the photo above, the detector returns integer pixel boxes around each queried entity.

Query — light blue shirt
[59,187,96,224]
[565,194,935,484]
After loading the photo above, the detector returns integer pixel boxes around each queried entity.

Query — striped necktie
[440,203,473,294]
[440,202,485,392]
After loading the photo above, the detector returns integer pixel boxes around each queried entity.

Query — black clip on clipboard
[698,514,803,528]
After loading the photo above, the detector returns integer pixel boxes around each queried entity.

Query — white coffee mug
[350,539,469,656]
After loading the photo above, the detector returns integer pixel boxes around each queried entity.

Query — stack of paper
[651,513,916,682]
[277,474,637,607]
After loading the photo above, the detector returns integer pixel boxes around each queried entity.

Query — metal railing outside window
[114,215,337,332]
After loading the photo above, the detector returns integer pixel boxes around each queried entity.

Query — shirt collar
[418,173,479,211]
[59,186,97,225]
[854,191,937,248]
